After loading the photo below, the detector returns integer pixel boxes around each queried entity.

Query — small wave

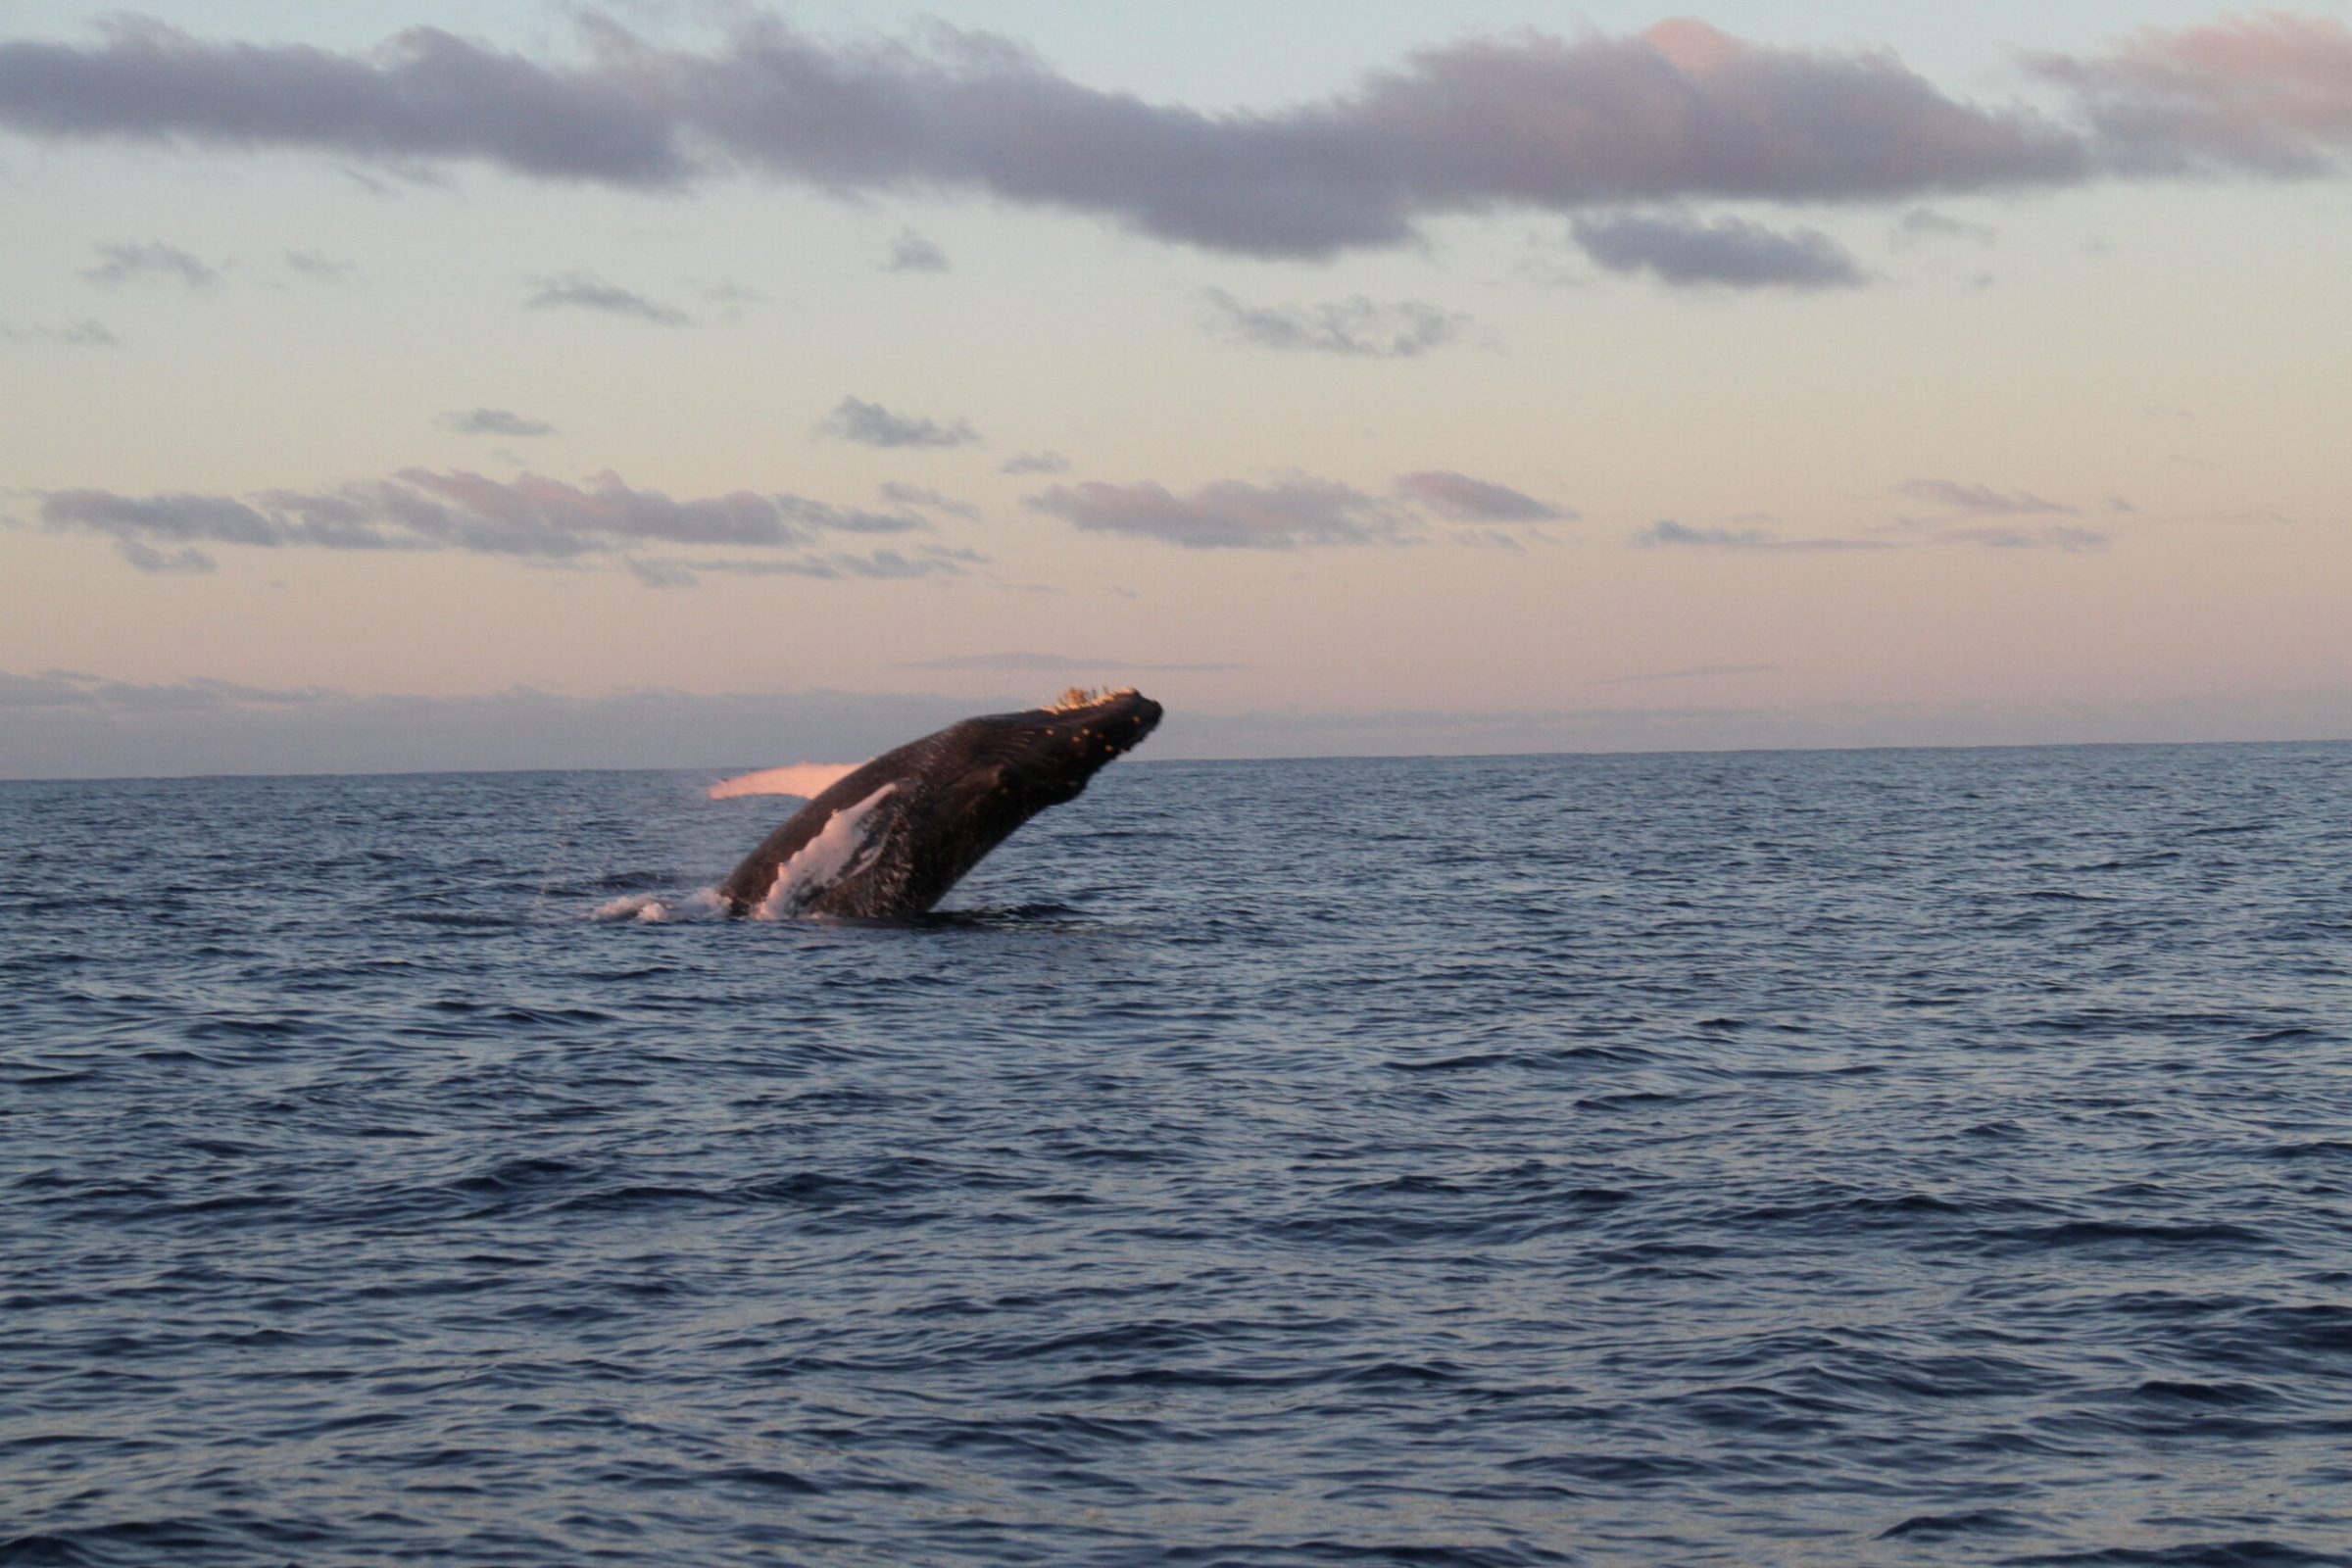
[1999,1542,2340,1566]
[1878,1509,2036,1541]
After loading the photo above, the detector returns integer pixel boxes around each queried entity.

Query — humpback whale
[718,688,1162,918]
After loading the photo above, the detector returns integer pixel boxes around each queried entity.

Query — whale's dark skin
[718,689,1163,918]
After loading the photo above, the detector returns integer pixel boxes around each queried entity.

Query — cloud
[0,15,2119,259]
[1890,207,1995,248]
[1024,466,1576,549]
[1001,451,1070,475]
[818,396,978,449]
[0,668,336,711]
[1592,663,1779,684]
[1200,289,1465,357]
[1392,470,1568,523]
[282,248,358,282]
[1936,525,2108,553]
[1636,511,2105,555]
[878,481,979,521]
[18,668,2352,780]
[79,239,220,289]
[38,468,942,577]
[1897,478,2080,515]
[0,318,118,346]
[0,674,1012,779]
[524,272,689,324]
[440,408,556,438]
[1570,212,1867,289]
[1632,518,1891,552]
[0,16,689,185]
[2025,13,2352,177]
[881,228,948,272]
[628,546,978,586]
[896,652,1245,672]
[1027,476,1401,550]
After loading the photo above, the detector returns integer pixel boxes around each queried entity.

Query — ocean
[4,742,2350,1566]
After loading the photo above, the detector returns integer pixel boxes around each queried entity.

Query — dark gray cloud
[1001,451,1069,475]
[525,272,689,324]
[896,652,1245,672]
[1200,289,1465,358]
[1393,470,1568,523]
[818,396,978,449]
[1632,518,1891,552]
[1570,212,1867,289]
[0,14,2132,259]
[1898,479,2079,515]
[39,468,936,577]
[2025,13,2352,177]
[440,408,556,438]
[79,239,220,289]
[881,228,948,272]
[0,318,118,346]
[1028,477,1401,550]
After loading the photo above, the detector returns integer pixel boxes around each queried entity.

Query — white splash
[590,889,727,923]
[755,783,898,920]
[709,762,861,801]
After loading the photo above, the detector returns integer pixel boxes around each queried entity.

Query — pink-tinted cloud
[2027,12,2352,175]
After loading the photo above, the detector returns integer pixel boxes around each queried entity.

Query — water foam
[590,889,726,923]
[755,783,898,919]
[710,762,861,801]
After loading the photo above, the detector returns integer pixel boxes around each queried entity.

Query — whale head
[943,687,1163,814]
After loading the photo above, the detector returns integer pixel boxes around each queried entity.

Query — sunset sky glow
[3,1,2348,776]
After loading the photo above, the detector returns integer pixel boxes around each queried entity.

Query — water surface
[5,744,2350,1564]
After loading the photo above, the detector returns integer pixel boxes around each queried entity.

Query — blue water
[5,743,2352,1566]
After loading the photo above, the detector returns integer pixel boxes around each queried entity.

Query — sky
[2,1,2348,776]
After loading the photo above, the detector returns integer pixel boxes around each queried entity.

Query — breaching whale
[718,688,1163,918]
